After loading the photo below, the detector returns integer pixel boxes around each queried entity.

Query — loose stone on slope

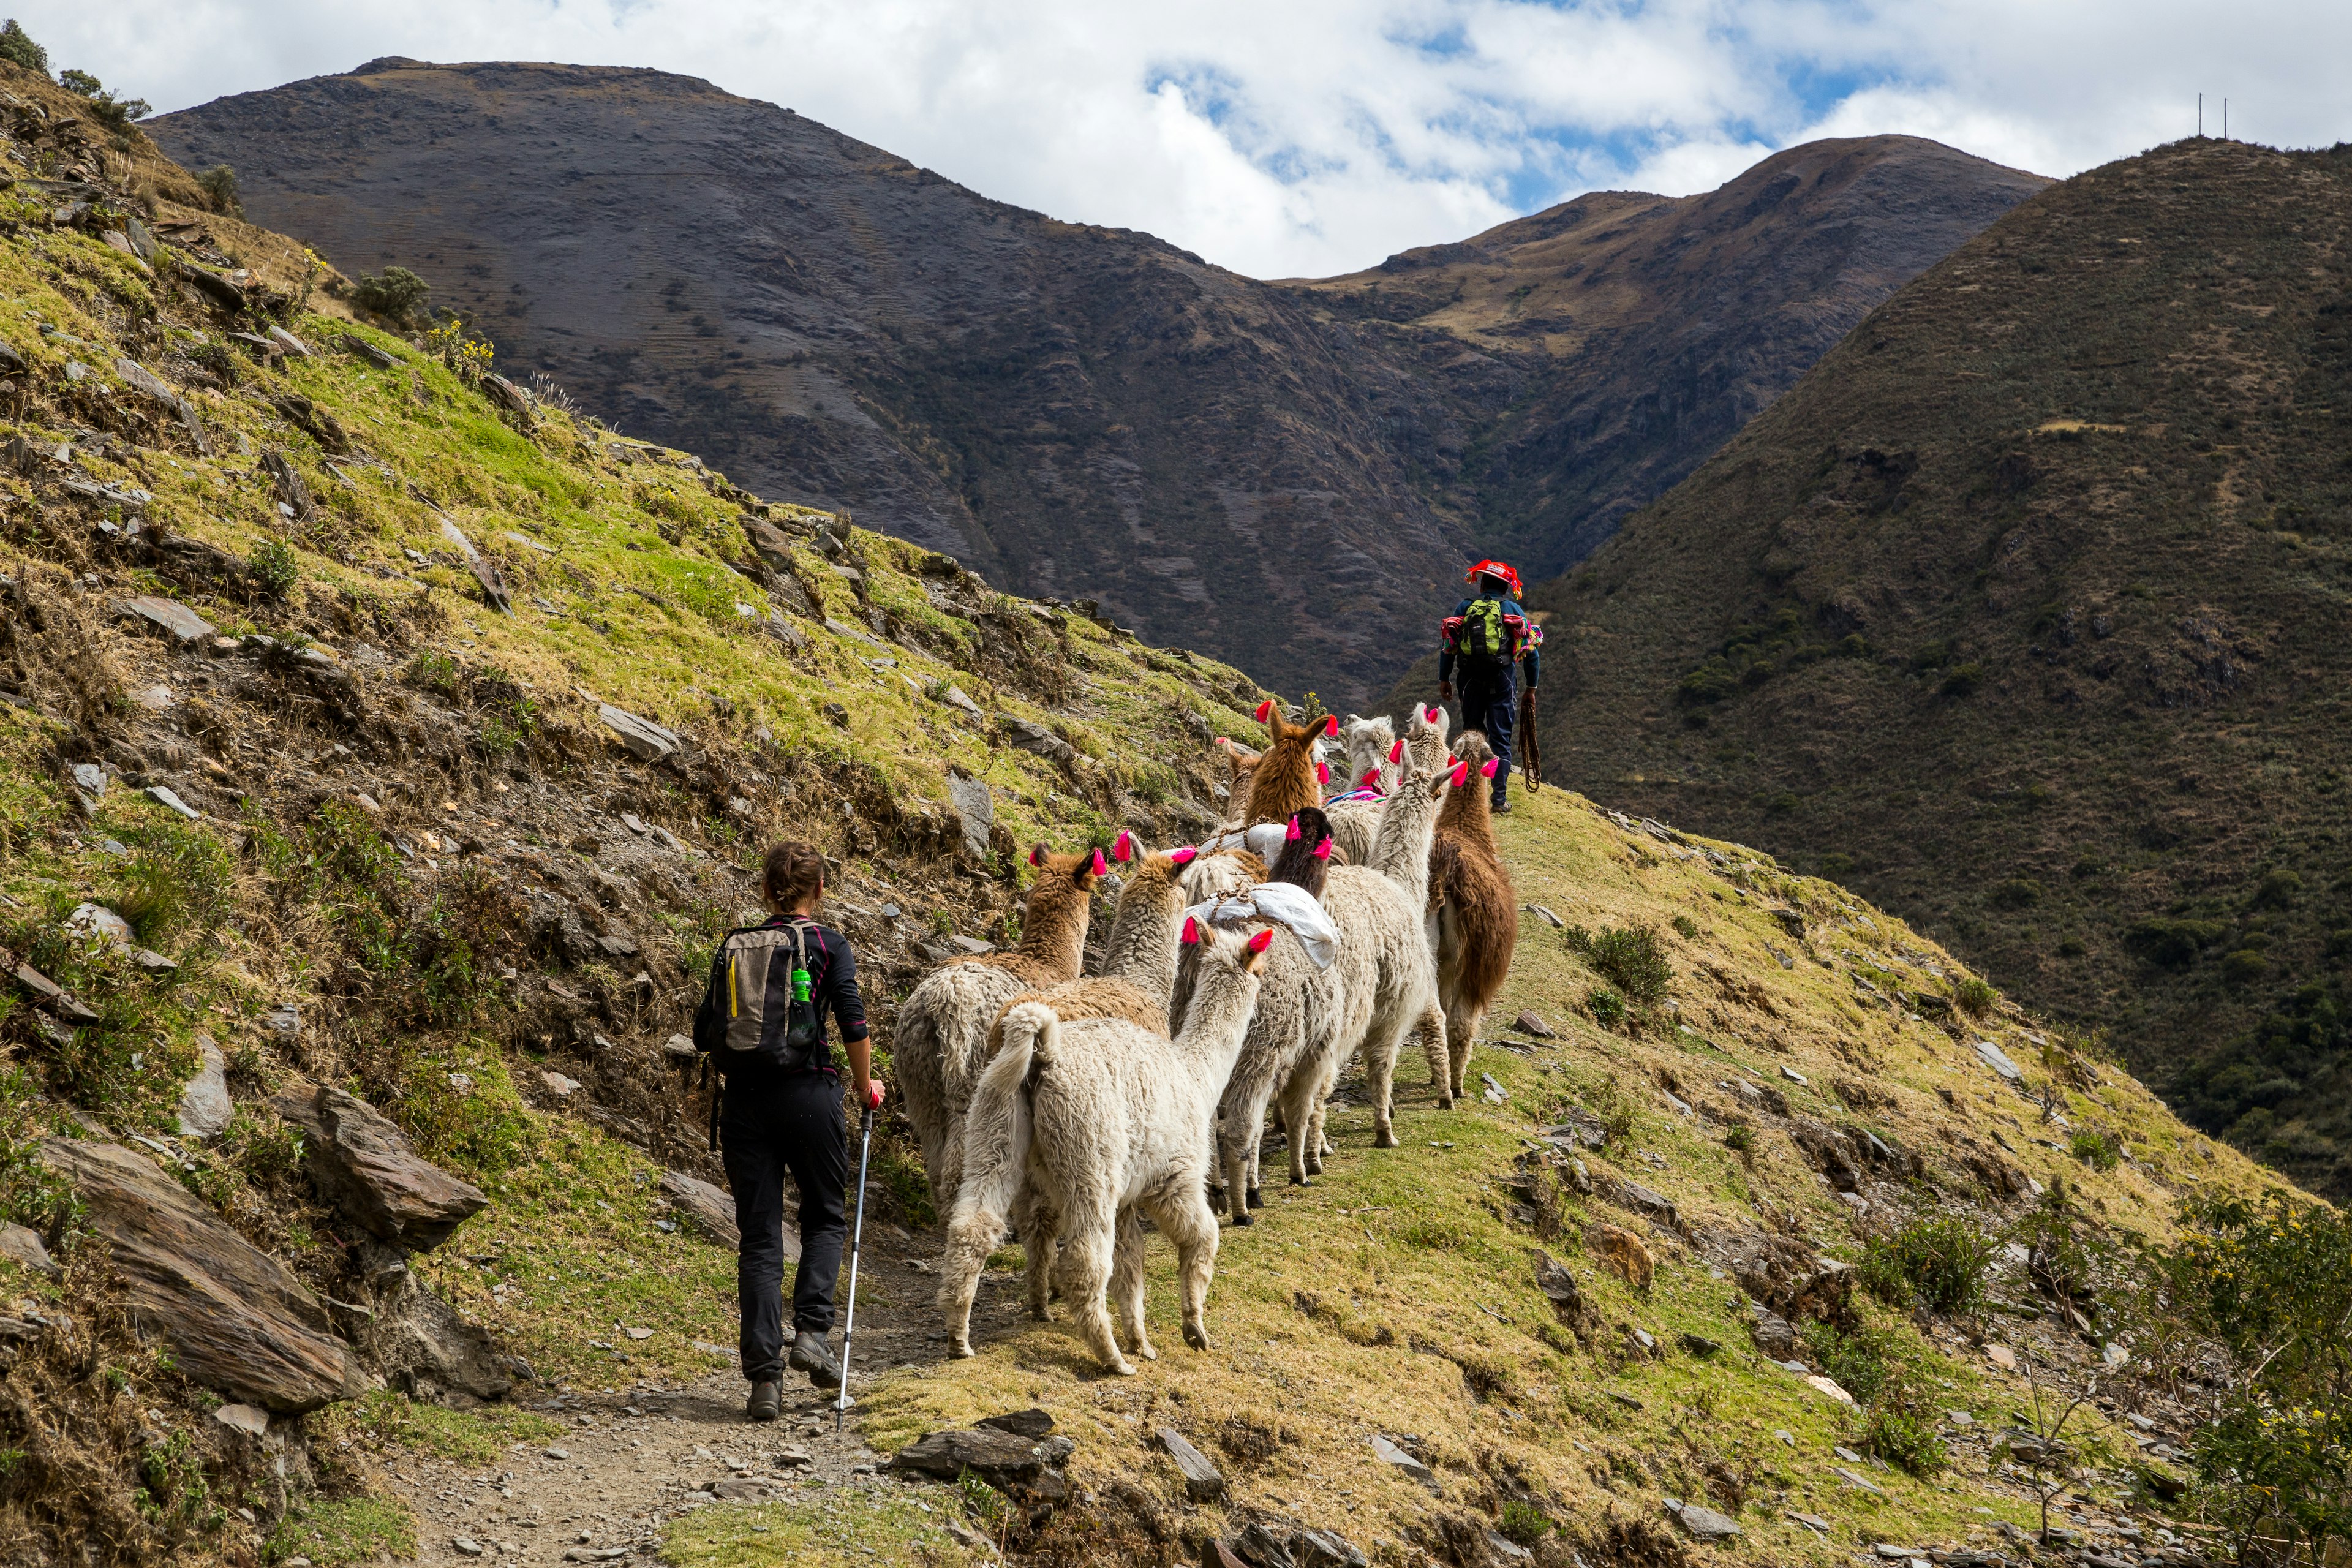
[1156,1427,1224,1502]
[597,704,679,762]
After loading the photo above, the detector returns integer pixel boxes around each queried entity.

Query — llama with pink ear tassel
[1425,731,1519,1107]
[892,844,1109,1210]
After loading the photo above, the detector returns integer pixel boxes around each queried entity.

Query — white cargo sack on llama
[1183,881,1340,970]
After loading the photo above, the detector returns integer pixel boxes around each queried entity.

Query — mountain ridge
[148,64,2046,703]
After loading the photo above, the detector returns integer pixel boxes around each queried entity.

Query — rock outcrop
[270,1080,488,1251]
[40,1137,363,1412]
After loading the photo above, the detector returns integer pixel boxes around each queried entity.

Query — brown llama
[894,845,1106,1207]
[1425,731,1518,1107]
[1212,736,1261,826]
[1241,699,1339,827]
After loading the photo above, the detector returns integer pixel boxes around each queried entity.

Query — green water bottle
[791,967,812,1004]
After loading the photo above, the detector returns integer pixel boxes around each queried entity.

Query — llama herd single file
[900,701,1518,1372]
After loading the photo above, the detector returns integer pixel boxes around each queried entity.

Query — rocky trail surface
[388,1230,1014,1567]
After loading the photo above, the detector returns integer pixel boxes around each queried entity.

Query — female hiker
[692,840,885,1422]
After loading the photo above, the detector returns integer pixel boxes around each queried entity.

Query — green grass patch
[265,1494,418,1566]
[663,1488,970,1566]
[320,1389,564,1464]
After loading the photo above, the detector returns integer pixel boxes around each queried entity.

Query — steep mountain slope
[1287,136,2049,578]
[0,67,2311,1568]
[1526,137,2352,1200]
[146,64,2043,703]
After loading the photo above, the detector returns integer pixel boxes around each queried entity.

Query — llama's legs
[1110,1208,1156,1361]
[1016,1183,1058,1322]
[1151,1187,1223,1351]
[1303,1094,1330,1177]
[1444,999,1478,1102]
[937,1210,999,1359]
[1052,1204,1132,1376]
[1218,1089,1270,1225]
[1277,1069,1322,1186]
[1428,988,1459,1107]
[1367,1011,1411,1150]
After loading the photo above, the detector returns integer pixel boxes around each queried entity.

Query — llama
[1298,708,1460,1160]
[1212,736,1261,826]
[1181,812,1345,1223]
[1325,706,1448,863]
[940,922,1274,1373]
[983,833,1259,1319]
[893,844,1105,1208]
[1425,731,1518,1107]
[1242,700,1339,826]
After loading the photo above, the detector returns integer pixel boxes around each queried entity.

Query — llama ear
[1286,815,1302,841]
[1451,761,1470,788]
[1254,698,1274,723]
[1113,830,1134,862]
[1387,738,1404,763]
[1086,848,1108,878]
[1246,927,1275,954]
[1028,843,1047,868]
[1481,758,1499,778]
[1322,714,1338,737]
[1169,846,1199,865]
[1315,761,1330,784]
[1313,839,1333,860]
[1424,705,1439,723]
[1182,916,1202,946]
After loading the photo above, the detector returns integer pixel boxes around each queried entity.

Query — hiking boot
[789,1329,842,1390]
[1491,794,1513,815]
[744,1379,781,1423]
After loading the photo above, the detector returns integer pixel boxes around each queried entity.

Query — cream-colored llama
[940,922,1273,1373]
[892,845,1104,1208]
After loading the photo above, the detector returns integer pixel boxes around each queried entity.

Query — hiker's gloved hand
[858,1078,886,1111]
[1438,681,1453,703]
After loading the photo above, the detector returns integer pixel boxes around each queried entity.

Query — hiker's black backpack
[693,919,826,1145]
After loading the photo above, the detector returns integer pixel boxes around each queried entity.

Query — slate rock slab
[1667,1498,1742,1539]
[1295,1528,1370,1568]
[1370,1433,1439,1491]
[975,1408,1054,1438]
[0,1220,55,1274]
[40,1136,361,1411]
[1973,1039,2024,1081]
[123,594,215,644]
[598,704,679,762]
[176,1033,233,1138]
[945,772,993,864]
[1157,1427,1224,1502]
[659,1170,742,1250]
[270,1080,488,1251]
[887,1427,1054,1493]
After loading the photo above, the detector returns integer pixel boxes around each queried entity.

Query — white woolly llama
[1325,706,1449,864]
[892,845,1104,1208]
[940,922,1274,1374]
[1300,707,1460,1158]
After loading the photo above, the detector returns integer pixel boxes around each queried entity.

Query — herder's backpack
[694,919,823,1072]
[1458,597,1509,662]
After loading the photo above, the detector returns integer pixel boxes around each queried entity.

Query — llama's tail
[939,1002,1054,1302]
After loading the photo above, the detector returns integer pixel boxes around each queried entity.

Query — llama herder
[1426,731,1518,1106]
[894,845,1104,1208]
[940,922,1275,1374]
[1300,707,1460,1160]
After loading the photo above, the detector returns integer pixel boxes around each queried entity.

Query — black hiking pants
[718,1070,848,1380]
[1457,670,1516,800]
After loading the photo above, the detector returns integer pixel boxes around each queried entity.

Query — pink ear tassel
[1114,830,1134,862]
[1313,840,1332,861]
[1182,916,1201,945]
[1169,846,1199,865]
[1387,739,1403,763]
[1481,758,1498,778]
[1316,761,1330,784]
[1254,698,1274,723]
[1088,849,1108,876]
[1322,714,1339,737]
[1363,766,1379,785]
[1246,928,1274,954]
[1451,761,1470,788]
[1286,816,1302,840]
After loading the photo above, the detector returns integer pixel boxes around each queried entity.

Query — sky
[31,1,2352,279]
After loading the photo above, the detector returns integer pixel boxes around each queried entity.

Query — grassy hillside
[1525,136,2352,1202]
[0,64,2334,1568]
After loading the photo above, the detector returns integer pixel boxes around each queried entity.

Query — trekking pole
[834,1094,878,1433]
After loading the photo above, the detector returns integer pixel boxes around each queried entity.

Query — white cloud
[23,0,2352,277]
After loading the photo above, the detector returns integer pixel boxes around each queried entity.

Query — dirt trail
[385,1235,1008,1564]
